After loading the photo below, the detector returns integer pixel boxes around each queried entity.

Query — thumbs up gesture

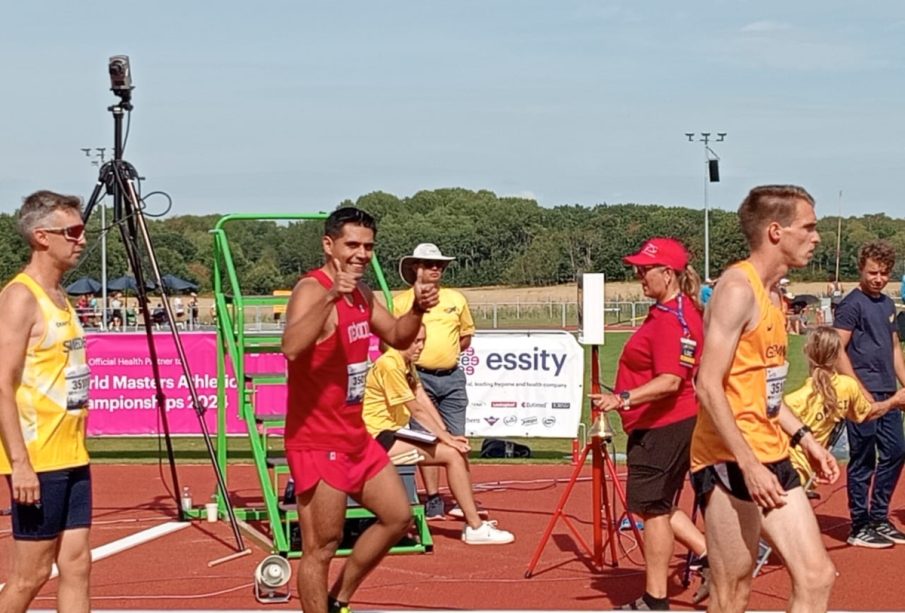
[329,258,363,299]
[412,266,439,313]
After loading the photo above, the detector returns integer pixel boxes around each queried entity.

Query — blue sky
[2,1,904,218]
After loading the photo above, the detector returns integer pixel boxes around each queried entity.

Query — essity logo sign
[491,401,518,408]
[551,402,571,409]
[484,416,500,427]
[503,415,517,426]
[458,347,480,376]
[485,348,567,376]
[542,416,557,428]
[521,401,546,408]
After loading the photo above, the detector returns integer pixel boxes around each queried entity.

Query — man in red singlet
[281,207,438,613]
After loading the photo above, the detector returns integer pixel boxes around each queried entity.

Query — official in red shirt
[591,237,708,611]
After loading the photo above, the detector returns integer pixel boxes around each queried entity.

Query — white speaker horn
[254,554,292,604]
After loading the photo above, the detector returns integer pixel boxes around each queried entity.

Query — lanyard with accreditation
[653,294,696,369]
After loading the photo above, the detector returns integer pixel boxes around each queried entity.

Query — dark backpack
[479,438,532,459]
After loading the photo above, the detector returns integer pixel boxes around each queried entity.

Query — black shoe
[847,525,894,548]
[872,521,905,544]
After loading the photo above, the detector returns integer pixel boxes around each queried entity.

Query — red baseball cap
[623,238,689,270]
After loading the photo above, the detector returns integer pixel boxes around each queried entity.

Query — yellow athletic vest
[0,273,90,474]
[691,261,789,471]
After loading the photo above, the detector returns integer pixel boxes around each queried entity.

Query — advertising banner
[459,331,584,438]
[86,333,284,436]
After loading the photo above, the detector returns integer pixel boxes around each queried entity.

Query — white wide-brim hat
[399,243,456,285]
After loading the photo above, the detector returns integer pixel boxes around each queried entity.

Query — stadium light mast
[685,132,726,281]
[81,147,109,330]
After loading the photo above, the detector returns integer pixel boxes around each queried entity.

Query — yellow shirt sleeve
[840,375,873,423]
[459,297,476,337]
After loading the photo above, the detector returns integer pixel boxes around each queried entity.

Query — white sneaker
[447,503,489,519]
[462,520,515,545]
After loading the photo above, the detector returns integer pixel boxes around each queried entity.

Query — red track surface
[2,463,904,610]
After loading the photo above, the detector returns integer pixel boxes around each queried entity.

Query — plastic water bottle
[181,486,193,512]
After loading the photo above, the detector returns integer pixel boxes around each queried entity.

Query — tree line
[1,188,904,293]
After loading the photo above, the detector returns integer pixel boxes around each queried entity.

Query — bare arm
[281,277,340,361]
[367,270,439,349]
[590,373,682,411]
[777,403,839,483]
[865,387,905,420]
[0,284,41,504]
[893,331,905,388]
[696,273,789,508]
[407,386,470,453]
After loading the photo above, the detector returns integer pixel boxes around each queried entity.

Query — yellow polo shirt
[362,349,419,436]
[393,287,475,370]
[784,373,872,482]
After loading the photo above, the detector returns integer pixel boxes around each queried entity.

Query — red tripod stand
[525,345,644,577]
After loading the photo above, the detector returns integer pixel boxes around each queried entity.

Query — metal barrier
[469,300,653,329]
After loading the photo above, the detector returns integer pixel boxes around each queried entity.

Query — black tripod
[82,75,247,558]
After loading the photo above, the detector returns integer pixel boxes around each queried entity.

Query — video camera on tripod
[81,55,249,560]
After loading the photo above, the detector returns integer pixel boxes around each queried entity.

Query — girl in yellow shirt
[785,327,905,484]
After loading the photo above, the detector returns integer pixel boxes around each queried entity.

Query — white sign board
[459,330,584,438]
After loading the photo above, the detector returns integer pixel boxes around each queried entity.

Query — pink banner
[86,332,286,436]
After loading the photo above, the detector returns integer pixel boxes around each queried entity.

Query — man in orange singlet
[690,185,839,613]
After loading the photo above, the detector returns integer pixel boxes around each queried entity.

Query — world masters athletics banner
[460,331,584,438]
[86,331,583,438]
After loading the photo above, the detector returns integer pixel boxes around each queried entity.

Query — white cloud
[740,20,793,33]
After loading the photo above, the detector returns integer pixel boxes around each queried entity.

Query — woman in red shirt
[592,238,707,611]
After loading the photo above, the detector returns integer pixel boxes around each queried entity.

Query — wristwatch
[619,391,631,410]
[790,424,812,447]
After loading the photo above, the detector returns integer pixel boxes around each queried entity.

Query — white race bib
[346,361,369,405]
[65,364,90,411]
[765,362,788,418]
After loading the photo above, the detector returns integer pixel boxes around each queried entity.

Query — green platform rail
[210,213,432,557]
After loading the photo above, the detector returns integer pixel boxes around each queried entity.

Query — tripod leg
[525,443,594,578]
[603,445,645,563]
[116,173,246,553]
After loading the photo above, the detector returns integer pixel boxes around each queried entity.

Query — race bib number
[765,362,788,418]
[346,361,369,405]
[65,364,90,411]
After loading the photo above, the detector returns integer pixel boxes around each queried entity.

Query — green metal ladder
[210,213,432,557]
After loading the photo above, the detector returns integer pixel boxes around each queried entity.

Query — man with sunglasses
[394,243,476,520]
[0,190,91,613]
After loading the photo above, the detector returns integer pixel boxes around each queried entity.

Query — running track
[3,463,904,611]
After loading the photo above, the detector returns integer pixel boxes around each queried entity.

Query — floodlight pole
[685,132,726,281]
[81,147,109,329]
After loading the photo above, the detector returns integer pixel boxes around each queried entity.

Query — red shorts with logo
[286,436,389,495]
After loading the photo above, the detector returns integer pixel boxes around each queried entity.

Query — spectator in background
[76,294,91,326]
[785,327,905,493]
[361,325,513,545]
[700,277,714,306]
[833,240,905,548]
[590,237,708,611]
[188,293,199,329]
[174,295,185,328]
[109,292,123,331]
[394,243,476,520]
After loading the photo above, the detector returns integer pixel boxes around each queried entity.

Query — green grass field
[86,332,810,464]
